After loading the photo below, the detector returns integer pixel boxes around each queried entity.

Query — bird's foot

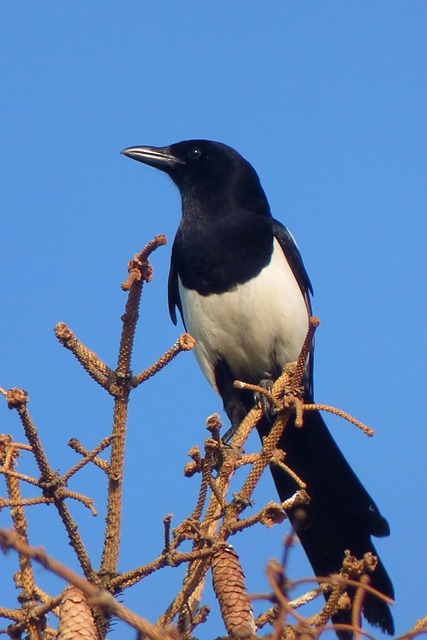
[256,378,275,422]
[221,424,238,445]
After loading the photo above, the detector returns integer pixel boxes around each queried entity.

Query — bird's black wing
[168,237,183,326]
[272,218,313,303]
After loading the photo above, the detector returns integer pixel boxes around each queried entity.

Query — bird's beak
[120,145,184,170]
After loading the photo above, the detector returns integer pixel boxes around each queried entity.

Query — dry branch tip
[3,387,29,410]
[121,235,168,290]
[54,322,74,344]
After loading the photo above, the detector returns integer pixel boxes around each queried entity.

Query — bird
[121,139,394,635]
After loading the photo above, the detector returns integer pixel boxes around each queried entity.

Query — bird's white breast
[178,239,309,390]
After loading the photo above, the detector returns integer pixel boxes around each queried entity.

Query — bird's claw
[257,378,275,422]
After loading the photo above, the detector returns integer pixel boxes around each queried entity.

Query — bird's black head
[121,139,271,219]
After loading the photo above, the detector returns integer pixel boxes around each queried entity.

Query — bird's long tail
[259,406,394,635]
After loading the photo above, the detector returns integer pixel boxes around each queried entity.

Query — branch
[68,438,110,473]
[100,236,167,580]
[62,436,113,483]
[54,323,113,392]
[131,333,195,388]
[303,403,374,437]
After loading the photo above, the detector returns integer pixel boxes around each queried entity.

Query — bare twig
[0,467,42,487]
[303,403,374,437]
[121,235,167,291]
[163,514,173,554]
[68,438,110,473]
[54,323,113,391]
[131,333,195,388]
[0,607,23,622]
[62,436,113,483]
[398,614,427,640]
[351,575,370,640]
[291,575,394,606]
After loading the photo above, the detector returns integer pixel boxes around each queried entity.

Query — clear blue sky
[1,3,426,637]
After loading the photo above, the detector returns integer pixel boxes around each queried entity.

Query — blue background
[1,3,426,637]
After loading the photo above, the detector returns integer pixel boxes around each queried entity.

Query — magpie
[121,140,394,635]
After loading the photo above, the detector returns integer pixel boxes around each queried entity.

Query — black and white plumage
[177,237,309,389]
[121,139,394,635]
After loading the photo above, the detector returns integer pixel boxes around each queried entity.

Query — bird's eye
[187,146,202,160]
